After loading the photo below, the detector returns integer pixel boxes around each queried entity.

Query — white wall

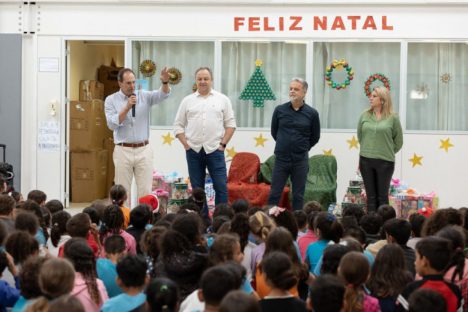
[0,1,466,207]
[150,129,468,208]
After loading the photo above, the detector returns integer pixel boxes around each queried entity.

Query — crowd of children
[0,179,467,312]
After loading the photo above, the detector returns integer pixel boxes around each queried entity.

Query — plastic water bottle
[328,203,336,214]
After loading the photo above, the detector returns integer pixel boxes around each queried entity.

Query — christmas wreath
[364,73,391,97]
[139,60,156,77]
[167,67,182,85]
[325,59,354,90]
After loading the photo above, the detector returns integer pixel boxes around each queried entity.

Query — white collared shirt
[174,89,236,154]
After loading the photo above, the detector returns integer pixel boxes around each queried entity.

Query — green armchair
[304,154,337,211]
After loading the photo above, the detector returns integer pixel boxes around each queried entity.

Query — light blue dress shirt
[105,89,170,144]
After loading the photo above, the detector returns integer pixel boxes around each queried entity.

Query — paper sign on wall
[38,120,60,151]
[39,57,59,72]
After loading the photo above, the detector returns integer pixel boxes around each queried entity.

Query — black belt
[116,140,149,148]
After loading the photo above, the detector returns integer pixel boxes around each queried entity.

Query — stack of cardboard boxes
[70,80,114,202]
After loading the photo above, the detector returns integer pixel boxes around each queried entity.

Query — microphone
[131,92,137,117]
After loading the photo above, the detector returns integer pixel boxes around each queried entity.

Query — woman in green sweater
[357,86,403,212]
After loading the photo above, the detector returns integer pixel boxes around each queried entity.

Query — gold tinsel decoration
[139,60,156,77]
[440,73,451,84]
[167,67,182,85]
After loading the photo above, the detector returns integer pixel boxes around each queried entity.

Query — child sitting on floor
[338,251,381,312]
[101,255,148,312]
[0,250,20,312]
[96,235,126,298]
[396,236,462,312]
[109,185,131,229]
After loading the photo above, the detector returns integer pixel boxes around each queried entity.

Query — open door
[65,40,124,208]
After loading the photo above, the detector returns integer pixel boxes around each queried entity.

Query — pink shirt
[71,272,109,312]
[297,231,318,261]
[363,294,382,312]
[444,259,468,285]
[100,230,137,257]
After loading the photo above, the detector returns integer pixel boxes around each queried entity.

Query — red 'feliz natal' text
[233,16,394,31]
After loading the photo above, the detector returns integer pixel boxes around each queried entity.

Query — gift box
[172,183,189,199]
[152,171,166,192]
[153,189,169,215]
[389,193,439,219]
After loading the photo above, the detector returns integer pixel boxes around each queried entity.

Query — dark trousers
[359,156,395,213]
[268,156,309,210]
[186,148,228,217]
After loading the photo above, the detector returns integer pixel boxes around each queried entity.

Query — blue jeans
[268,156,309,210]
[186,148,228,217]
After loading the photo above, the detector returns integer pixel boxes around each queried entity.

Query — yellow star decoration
[162,132,174,145]
[255,59,263,67]
[226,147,237,158]
[254,134,268,147]
[347,136,359,149]
[323,149,333,156]
[409,153,423,167]
[439,138,454,153]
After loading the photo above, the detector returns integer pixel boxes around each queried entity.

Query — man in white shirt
[174,67,236,217]
[105,68,170,202]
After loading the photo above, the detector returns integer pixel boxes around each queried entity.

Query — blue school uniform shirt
[305,239,329,273]
[11,296,34,312]
[313,249,375,276]
[0,278,20,312]
[35,229,46,247]
[101,292,146,312]
[96,258,123,298]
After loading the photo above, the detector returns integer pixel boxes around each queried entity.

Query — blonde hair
[249,211,275,241]
[367,86,395,118]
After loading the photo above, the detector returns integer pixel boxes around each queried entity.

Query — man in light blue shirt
[105,68,170,202]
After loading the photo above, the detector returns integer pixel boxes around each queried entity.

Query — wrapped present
[172,183,189,199]
[153,189,169,214]
[419,192,439,210]
[152,170,166,191]
[390,192,438,219]
[390,192,418,219]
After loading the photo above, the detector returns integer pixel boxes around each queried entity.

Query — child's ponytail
[109,184,127,207]
[343,284,364,312]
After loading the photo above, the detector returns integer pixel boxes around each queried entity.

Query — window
[407,42,468,131]
[132,41,215,126]
[313,42,401,129]
[221,41,306,128]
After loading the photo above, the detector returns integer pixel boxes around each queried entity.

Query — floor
[66,202,92,215]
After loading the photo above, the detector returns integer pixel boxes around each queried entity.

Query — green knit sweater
[357,111,403,162]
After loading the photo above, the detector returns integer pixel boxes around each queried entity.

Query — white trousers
[113,144,153,206]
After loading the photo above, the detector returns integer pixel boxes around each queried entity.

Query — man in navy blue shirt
[268,78,320,210]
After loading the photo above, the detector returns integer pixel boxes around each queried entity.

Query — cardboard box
[70,100,112,151]
[98,63,123,98]
[79,80,104,101]
[71,150,108,202]
[104,137,115,192]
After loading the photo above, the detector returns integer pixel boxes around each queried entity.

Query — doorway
[66,40,124,208]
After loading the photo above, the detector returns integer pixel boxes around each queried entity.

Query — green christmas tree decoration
[239,59,276,108]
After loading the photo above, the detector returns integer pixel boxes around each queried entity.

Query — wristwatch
[220,142,227,148]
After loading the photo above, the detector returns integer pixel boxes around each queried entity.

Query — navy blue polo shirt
[271,101,320,161]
